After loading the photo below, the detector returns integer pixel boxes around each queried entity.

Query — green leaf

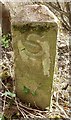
[23,86,30,95]
[2,91,16,98]
[1,116,5,120]
[0,114,5,120]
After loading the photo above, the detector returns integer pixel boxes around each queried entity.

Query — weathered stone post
[12,5,58,110]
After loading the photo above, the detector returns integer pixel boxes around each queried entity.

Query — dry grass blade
[55,103,70,119]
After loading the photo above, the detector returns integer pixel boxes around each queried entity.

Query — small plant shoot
[0,34,11,48]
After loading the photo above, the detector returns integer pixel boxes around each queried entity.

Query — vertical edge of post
[0,1,2,114]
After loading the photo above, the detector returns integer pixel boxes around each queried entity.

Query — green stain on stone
[23,86,30,95]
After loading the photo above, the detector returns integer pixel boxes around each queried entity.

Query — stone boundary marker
[12,5,58,109]
[0,1,58,118]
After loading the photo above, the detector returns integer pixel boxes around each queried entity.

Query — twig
[56,92,59,103]
[0,79,9,92]
[18,102,47,113]
[59,97,68,103]
[15,99,46,118]
[15,99,27,118]
[19,108,29,118]
[36,112,46,118]
[19,107,36,118]
[60,14,70,30]
[45,2,68,17]
[56,0,62,11]
[0,97,8,104]
[16,100,38,118]
[3,96,6,111]
[55,102,69,118]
